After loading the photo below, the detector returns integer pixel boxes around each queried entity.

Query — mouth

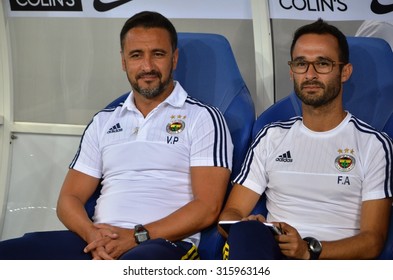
[138,75,159,82]
[301,82,324,91]
[302,86,320,91]
[137,71,161,81]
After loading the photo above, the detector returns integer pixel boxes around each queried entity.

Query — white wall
[1,133,80,239]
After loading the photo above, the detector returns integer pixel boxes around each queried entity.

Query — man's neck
[302,103,347,132]
[133,83,175,118]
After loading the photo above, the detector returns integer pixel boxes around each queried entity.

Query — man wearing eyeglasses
[218,19,393,260]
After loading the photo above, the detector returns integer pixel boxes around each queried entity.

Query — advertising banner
[7,0,393,20]
[5,0,252,19]
[269,0,393,21]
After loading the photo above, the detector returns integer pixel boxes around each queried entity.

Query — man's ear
[341,63,353,83]
[121,51,126,71]
[172,48,179,71]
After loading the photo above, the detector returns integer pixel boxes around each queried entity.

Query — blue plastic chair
[251,36,393,259]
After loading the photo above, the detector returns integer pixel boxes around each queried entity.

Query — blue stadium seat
[251,36,393,259]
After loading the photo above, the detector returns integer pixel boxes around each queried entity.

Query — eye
[129,52,141,59]
[294,61,307,67]
[315,60,331,67]
[153,51,166,58]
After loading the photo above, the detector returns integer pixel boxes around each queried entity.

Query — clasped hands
[84,223,135,260]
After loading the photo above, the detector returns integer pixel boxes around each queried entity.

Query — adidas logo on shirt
[276,151,293,162]
[107,123,123,134]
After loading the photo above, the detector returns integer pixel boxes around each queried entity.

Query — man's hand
[241,214,267,223]
[273,222,310,259]
[84,224,136,260]
[241,216,310,259]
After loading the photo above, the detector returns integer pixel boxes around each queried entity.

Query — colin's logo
[9,0,134,12]
[9,0,83,11]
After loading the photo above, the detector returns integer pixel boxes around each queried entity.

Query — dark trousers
[0,230,199,260]
[224,220,284,260]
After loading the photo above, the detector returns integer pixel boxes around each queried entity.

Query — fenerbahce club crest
[166,115,186,134]
[335,148,356,172]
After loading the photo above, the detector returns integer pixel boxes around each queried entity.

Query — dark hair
[120,11,177,52]
[290,18,349,64]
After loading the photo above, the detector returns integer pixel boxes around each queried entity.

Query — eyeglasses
[288,59,346,74]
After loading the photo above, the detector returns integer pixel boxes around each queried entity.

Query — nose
[305,62,318,80]
[141,55,154,71]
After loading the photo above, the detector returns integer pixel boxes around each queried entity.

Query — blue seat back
[175,33,255,259]
[343,37,393,131]
[175,33,255,178]
[251,36,393,259]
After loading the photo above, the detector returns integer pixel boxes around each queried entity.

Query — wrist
[302,241,311,260]
[81,222,99,243]
[303,237,322,260]
[134,224,150,244]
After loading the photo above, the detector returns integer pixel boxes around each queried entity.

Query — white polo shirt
[235,113,392,241]
[70,82,233,245]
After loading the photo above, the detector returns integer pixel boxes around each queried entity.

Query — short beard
[131,70,173,99]
[294,77,341,108]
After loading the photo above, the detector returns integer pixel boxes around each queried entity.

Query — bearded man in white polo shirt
[58,11,233,260]
[219,19,392,260]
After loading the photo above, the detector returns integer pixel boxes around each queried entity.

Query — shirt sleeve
[233,129,269,195]
[361,133,393,200]
[189,107,233,170]
[69,117,103,178]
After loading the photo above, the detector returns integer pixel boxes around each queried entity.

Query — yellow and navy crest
[166,115,186,134]
[335,148,356,172]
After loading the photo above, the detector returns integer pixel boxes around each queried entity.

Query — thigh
[225,221,283,260]
[0,230,91,260]
[119,238,199,260]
